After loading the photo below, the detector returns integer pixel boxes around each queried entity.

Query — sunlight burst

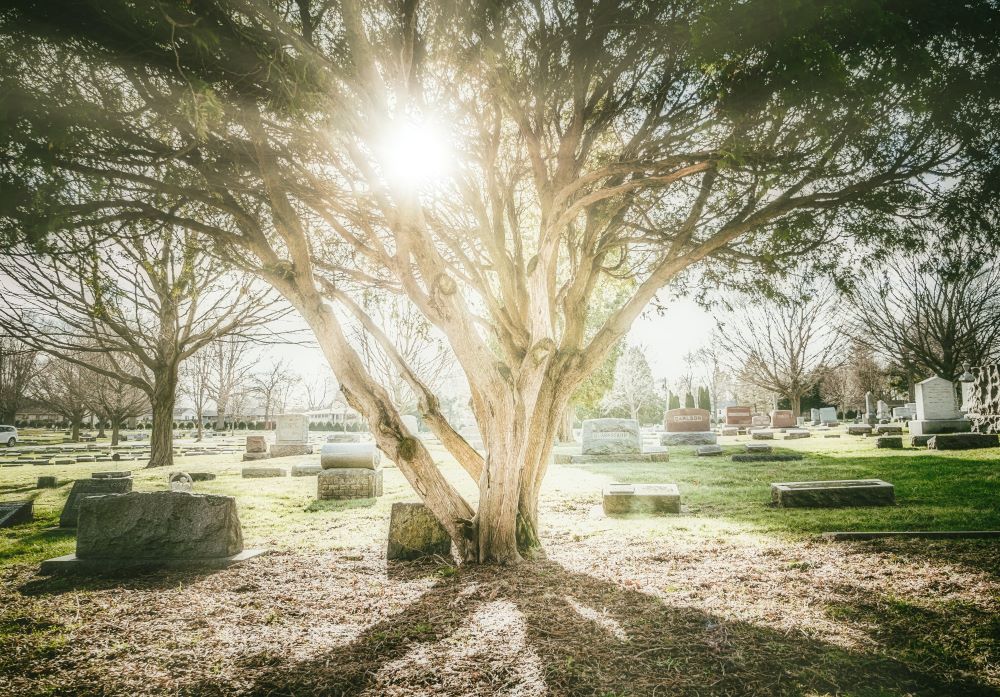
[377,118,454,189]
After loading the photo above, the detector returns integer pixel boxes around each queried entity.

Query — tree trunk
[790,394,802,417]
[110,416,121,446]
[195,405,203,442]
[556,406,575,443]
[96,419,106,438]
[71,419,81,442]
[215,400,227,431]
[147,367,178,468]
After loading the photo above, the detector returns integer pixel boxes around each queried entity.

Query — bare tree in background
[206,338,255,432]
[690,344,729,419]
[718,292,845,416]
[84,354,148,445]
[848,256,1000,386]
[0,225,284,467]
[602,345,659,422]
[301,369,338,411]
[250,360,299,428]
[181,350,214,441]
[32,355,91,441]
[0,338,38,424]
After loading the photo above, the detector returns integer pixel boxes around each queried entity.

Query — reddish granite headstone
[245,436,267,454]
[770,410,796,428]
[723,406,753,426]
[664,408,711,433]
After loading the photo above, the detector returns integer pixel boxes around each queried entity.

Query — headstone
[874,424,903,435]
[746,442,773,453]
[75,491,244,559]
[317,468,383,499]
[750,415,770,428]
[320,443,381,470]
[169,472,194,492]
[865,391,875,420]
[770,410,796,428]
[37,476,58,488]
[660,431,716,446]
[581,418,642,456]
[810,408,820,425]
[892,406,914,421]
[387,503,451,561]
[771,479,895,508]
[720,426,739,436]
[270,414,313,457]
[910,376,970,436]
[875,436,903,449]
[847,424,873,436]
[722,407,752,427]
[927,433,999,450]
[696,444,724,456]
[602,483,680,515]
[785,430,810,439]
[245,435,267,454]
[240,466,287,478]
[751,431,774,440]
[0,500,33,528]
[60,477,134,528]
[818,407,837,424]
[876,400,890,420]
[663,408,710,433]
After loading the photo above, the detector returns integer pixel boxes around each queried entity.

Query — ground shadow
[305,498,379,513]
[171,559,998,697]
[17,563,233,596]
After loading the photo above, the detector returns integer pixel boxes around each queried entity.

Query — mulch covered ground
[1,530,997,696]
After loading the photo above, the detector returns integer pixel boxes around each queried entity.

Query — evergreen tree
[684,392,695,408]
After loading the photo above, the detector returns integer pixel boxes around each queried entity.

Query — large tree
[0,225,281,467]
[0,338,37,424]
[2,1,999,562]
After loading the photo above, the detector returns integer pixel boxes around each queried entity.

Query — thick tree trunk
[96,418,106,438]
[147,368,178,468]
[791,394,802,418]
[556,406,574,443]
[71,419,81,442]
[110,417,121,447]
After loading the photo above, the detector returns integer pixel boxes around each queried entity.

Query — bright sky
[626,297,716,381]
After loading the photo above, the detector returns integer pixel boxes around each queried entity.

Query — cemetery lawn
[1,431,998,696]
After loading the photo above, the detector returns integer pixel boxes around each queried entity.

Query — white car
[0,425,17,446]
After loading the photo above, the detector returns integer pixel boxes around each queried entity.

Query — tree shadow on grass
[17,563,231,596]
[187,559,998,697]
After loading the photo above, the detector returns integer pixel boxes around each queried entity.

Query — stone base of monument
[242,451,271,462]
[0,500,33,528]
[42,491,263,575]
[771,479,895,508]
[602,483,680,515]
[291,463,323,477]
[92,471,131,479]
[568,451,669,464]
[927,433,1000,450]
[317,468,383,499]
[660,432,716,446]
[241,466,287,478]
[908,419,971,436]
[387,502,451,561]
[875,436,903,449]
[751,431,774,440]
[847,425,873,435]
[784,430,810,439]
[269,443,314,458]
[320,443,380,469]
[874,424,903,435]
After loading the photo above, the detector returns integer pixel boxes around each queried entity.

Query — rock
[317,468,383,499]
[602,483,680,515]
[387,503,451,561]
[241,466,287,478]
[771,479,895,508]
[659,431,716,446]
[875,436,903,449]
[927,433,1000,450]
[60,477,133,528]
[320,443,381,470]
[76,491,243,559]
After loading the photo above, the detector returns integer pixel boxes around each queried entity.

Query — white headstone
[275,413,310,444]
[818,407,837,423]
[915,377,961,421]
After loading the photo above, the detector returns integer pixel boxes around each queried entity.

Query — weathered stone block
[927,433,1000,450]
[696,445,724,456]
[275,413,310,444]
[242,451,271,461]
[910,435,933,447]
[659,431,716,446]
[746,442,772,453]
[874,424,903,435]
[245,435,267,453]
[751,431,774,440]
[770,410,796,428]
[0,500,33,528]
[784,430,810,439]
[92,471,131,479]
[731,453,804,463]
[320,443,381,470]
[723,406,753,426]
[291,463,323,477]
[268,443,313,458]
[76,491,243,559]
[847,425,873,435]
[60,477,133,528]
[241,466,287,478]
[771,479,895,508]
[602,483,680,515]
[326,433,361,443]
[36,476,58,488]
[875,436,903,449]
[581,418,642,455]
[317,468,383,500]
[720,426,739,436]
[387,503,451,561]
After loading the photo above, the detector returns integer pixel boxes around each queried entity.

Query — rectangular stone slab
[927,433,1000,450]
[39,549,265,575]
[602,483,680,515]
[77,491,244,559]
[660,432,716,446]
[0,500,33,528]
[60,477,133,527]
[771,479,895,508]
[241,467,287,478]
